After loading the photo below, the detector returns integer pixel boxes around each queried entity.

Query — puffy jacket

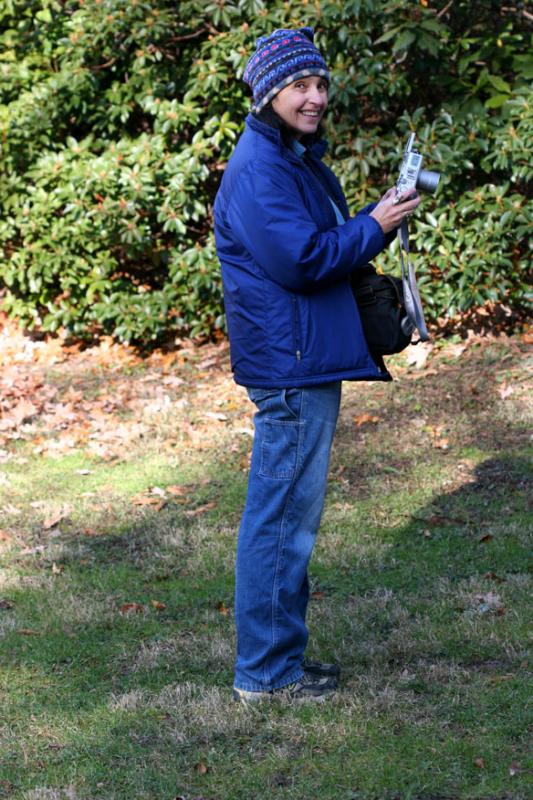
[214,113,391,387]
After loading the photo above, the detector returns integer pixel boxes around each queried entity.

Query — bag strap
[398,218,429,342]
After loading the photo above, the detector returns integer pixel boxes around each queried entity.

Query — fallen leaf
[405,342,433,369]
[484,571,506,583]
[353,413,381,427]
[479,534,493,543]
[0,398,39,429]
[119,603,144,615]
[161,375,185,387]
[402,367,439,381]
[217,601,230,616]
[499,383,514,400]
[236,426,254,437]
[151,600,166,611]
[165,485,189,496]
[474,591,504,615]
[197,357,218,369]
[61,386,83,403]
[488,674,514,684]
[474,758,485,769]
[3,504,21,515]
[311,591,326,600]
[183,502,216,518]
[18,628,40,635]
[195,761,208,775]
[446,343,467,359]
[475,591,502,605]
[425,514,464,526]
[131,495,166,511]
[44,508,70,530]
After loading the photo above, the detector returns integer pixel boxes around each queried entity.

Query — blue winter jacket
[214,113,391,387]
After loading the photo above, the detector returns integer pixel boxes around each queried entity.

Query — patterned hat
[243,27,329,113]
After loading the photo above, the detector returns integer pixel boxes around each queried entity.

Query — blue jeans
[234,382,342,692]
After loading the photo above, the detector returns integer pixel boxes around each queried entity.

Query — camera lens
[416,169,440,195]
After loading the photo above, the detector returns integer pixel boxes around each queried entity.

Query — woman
[214,27,420,703]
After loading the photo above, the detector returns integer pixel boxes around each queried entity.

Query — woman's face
[272,75,328,139]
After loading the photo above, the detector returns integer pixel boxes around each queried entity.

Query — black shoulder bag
[351,219,430,359]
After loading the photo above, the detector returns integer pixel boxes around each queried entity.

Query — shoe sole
[232,687,335,704]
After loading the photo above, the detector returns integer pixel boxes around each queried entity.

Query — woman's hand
[369,187,421,235]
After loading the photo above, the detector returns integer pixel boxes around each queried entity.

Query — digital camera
[395,133,440,201]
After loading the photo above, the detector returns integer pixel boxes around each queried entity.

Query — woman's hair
[253,102,325,147]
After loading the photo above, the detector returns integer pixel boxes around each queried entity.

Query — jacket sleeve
[225,160,386,293]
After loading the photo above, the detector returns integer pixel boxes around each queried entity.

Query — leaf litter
[0,317,531,539]
[0,318,250,468]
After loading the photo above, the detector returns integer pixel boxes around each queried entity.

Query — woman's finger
[382,187,396,201]
[399,195,421,213]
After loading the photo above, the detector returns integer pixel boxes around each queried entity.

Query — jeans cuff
[234,667,304,693]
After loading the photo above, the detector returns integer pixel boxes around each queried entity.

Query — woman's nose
[308,87,327,106]
[307,92,322,106]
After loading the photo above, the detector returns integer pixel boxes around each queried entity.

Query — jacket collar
[245,113,328,161]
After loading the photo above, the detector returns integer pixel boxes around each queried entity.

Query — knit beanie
[243,27,330,113]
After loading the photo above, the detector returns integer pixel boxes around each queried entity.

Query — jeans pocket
[260,418,300,480]
[280,388,302,420]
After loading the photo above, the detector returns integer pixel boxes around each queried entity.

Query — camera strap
[398,218,429,342]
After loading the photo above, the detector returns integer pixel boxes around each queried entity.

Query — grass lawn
[0,329,531,800]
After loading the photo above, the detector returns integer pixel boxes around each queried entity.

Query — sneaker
[302,657,341,680]
[284,671,337,700]
[233,671,336,704]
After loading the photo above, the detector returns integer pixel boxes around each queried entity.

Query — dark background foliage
[0,0,531,343]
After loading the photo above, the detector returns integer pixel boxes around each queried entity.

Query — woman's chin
[295,118,320,136]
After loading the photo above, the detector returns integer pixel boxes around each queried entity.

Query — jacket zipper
[292,296,302,361]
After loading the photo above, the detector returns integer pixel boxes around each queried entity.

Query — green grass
[0,336,532,799]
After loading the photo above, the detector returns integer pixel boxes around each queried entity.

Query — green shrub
[0,0,531,343]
